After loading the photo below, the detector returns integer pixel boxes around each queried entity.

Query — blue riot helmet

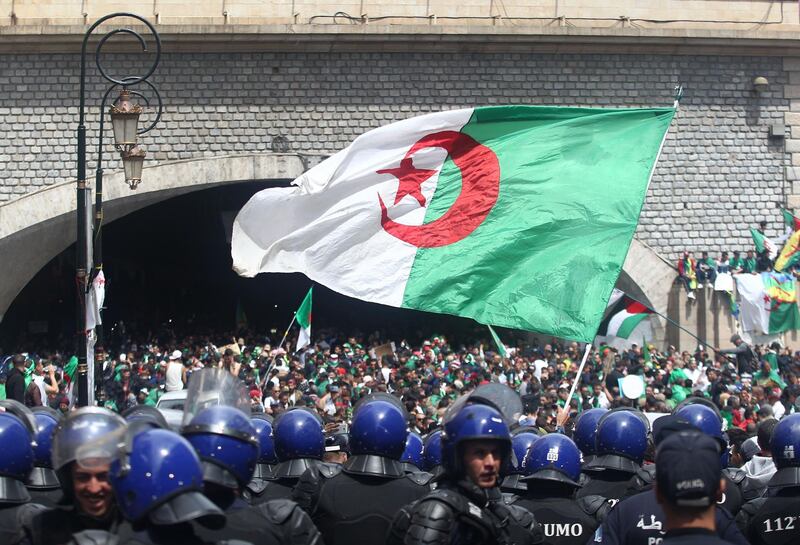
[0,412,36,503]
[442,404,511,478]
[251,414,277,480]
[122,405,169,431]
[521,433,582,486]
[674,401,730,466]
[272,407,325,478]
[51,407,127,500]
[401,432,425,472]
[770,413,800,489]
[590,409,648,472]
[110,428,224,528]
[573,408,607,459]
[423,430,443,473]
[28,407,61,489]
[350,400,408,459]
[183,405,260,490]
[500,431,539,492]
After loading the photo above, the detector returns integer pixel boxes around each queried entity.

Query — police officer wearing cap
[292,398,433,545]
[653,430,736,545]
[595,415,748,545]
[322,432,350,465]
[736,413,800,545]
[25,407,129,545]
[26,407,63,508]
[675,400,747,515]
[508,433,604,545]
[389,403,543,545]
[0,407,47,545]
[184,405,322,545]
[578,409,653,505]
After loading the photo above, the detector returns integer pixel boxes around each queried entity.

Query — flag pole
[566,343,592,406]
[276,312,298,354]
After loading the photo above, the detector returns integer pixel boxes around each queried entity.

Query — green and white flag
[233,106,674,342]
[295,287,313,351]
[750,228,778,260]
[487,325,508,358]
[735,272,800,335]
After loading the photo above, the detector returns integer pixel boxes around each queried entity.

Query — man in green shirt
[743,249,758,273]
[696,251,717,288]
[729,250,745,273]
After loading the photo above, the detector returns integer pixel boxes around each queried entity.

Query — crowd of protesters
[3,325,798,439]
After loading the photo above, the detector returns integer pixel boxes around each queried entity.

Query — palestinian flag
[295,287,313,352]
[232,106,674,342]
[597,292,654,339]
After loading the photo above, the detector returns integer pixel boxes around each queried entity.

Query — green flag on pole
[488,325,508,358]
[295,287,313,352]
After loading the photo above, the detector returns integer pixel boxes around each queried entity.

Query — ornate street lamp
[76,13,162,406]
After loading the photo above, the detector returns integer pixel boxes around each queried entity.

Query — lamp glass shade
[109,90,143,150]
[122,147,146,189]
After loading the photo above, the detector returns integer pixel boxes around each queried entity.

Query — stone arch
[0,153,326,320]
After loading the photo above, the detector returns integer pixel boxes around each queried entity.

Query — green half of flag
[750,227,768,254]
[783,209,800,230]
[401,106,674,342]
[296,287,313,330]
[64,355,78,383]
[487,325,508,358]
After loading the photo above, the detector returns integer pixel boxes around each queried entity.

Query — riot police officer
[422,430,443,478]
[121,405,170,431]
[578,409,652,504]
[736,413,800,545]
[675,401,746,514]
[243,414,277,503]
[26,407,128,545]
[0,410,47,545]
[573,408,607,465]
[509,433,604,545]
[323,432,350,465]
[595,415,748,545]
[500,431,539,494]
[293,397,433,545]
[109,427,228,544]
[27,407,62,507]
[400,431,424,474]
[389,403,543,545]
[258,408,325,501]
[185,404,322,545]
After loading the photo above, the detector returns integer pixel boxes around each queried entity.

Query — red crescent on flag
[378,130,501,248]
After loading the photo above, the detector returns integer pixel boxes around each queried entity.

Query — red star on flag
[377,157,437,207]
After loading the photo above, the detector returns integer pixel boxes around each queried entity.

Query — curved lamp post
[76,13,163,406]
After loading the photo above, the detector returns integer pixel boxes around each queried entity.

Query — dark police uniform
[659,528,738,545]
[388,479,543,545]
[251,459,321,503]
[719,468,746,516]
[1,503,46,545]
[736,470,800,545]
[292,455,433,545]
[595,488,749,545]
[193,493,321,545]
[509,485,605,545]
[577,465,653,507]
[26,467,63,509]
[24,505,130,545]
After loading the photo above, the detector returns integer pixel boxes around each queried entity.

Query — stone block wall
[0,51,789,262]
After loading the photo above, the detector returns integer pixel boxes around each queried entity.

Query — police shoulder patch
[724,467,747,485]
[406,471,435,486]
[319,462,343,479]
[260,499,300,524]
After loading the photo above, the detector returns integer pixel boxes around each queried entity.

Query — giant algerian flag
[735,272,800,335]
[233,106,674,342]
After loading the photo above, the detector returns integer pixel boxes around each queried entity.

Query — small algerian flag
[750,228,777,260]
[487,325,508,358]
[735,272,800,335]
[295,287,313,352]
[232,106,674,342]
[597,291,653,339]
